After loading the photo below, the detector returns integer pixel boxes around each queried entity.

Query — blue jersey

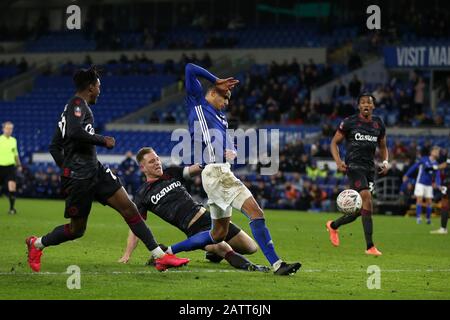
[405,156,441,187]
[184,63,234,165]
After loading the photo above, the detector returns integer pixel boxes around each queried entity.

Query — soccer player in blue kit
[173,63,301,275]
[403,146,443,224]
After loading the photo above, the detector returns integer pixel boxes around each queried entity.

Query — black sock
[125,214,159,252]
[9,191,16,210]
[331,213,359,230]
[224,251,252,270]
[441,209,448,229]
[42,224,80,247]
[361,209,374,249]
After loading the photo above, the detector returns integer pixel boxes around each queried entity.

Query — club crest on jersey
[215,114,228,127]
[74,106,82,117]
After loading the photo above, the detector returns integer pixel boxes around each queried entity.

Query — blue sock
[249,218,280,265]
[170,230,214,254]
[416,204,422,219]
[426,206,432,220]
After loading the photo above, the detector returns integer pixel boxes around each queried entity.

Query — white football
[336,189,362,214]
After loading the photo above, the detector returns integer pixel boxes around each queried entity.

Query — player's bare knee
[245,242,258,254]
[211,229,227,243]
[213,242,230,255]
[248,206,264,220]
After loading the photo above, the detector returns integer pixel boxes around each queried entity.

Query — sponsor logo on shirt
[354,132,378,142]
[151,181,182,204]
[85,124,95,135]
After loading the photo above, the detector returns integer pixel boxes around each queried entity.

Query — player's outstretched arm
[185,63,239,98]
[330,130,347,172]
[118,229,139,263]
[185,63,217,98]
[403,161,420,181]
[435,167,442,188]
[185,164,203,178]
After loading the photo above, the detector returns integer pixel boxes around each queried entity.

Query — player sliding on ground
[326,93,389,256]
[118,147,270,272]
[25,67,189,272]
[180,63,301,275]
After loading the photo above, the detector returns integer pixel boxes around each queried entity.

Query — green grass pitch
[0,197,449,300]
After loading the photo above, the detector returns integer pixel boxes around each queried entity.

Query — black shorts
[0,165,16,184]
[61,166,123,218]
[347,167,375,193]
[185,210,242,242]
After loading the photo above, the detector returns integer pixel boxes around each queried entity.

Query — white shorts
[414,183,433,199]
[201,163,252,220]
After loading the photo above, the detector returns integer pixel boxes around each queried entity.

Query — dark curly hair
[73,66,100,91]
[357,92,376,104]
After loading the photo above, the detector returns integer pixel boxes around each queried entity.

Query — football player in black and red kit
[326,93,389,256]
[118,147,270,272]
[25,67,189,272]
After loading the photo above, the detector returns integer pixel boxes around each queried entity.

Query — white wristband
[382,160,389,168]
[182,167,191,180]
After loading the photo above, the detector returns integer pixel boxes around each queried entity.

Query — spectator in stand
[386,160,404,180]
[118,151,140,197]
[392,139,409,161]
[348,75,362,99]
[332,79,347,98]
[296,180,312,211]
[397,89,412,124]
[309,184,325,212]
[280,183,299,209]
[438,77,450,102]
[414,77,426,115]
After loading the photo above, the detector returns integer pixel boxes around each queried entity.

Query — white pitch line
[1,269,450,276]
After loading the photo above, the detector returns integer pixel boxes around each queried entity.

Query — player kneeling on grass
[25,67,189,272]
[118,147,270,272]
[326,93,389,256]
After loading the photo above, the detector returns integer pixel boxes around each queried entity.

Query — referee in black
[0,121,21,214]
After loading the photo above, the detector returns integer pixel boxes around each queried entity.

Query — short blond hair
[136,147,155,164]
[2,121,13,128]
